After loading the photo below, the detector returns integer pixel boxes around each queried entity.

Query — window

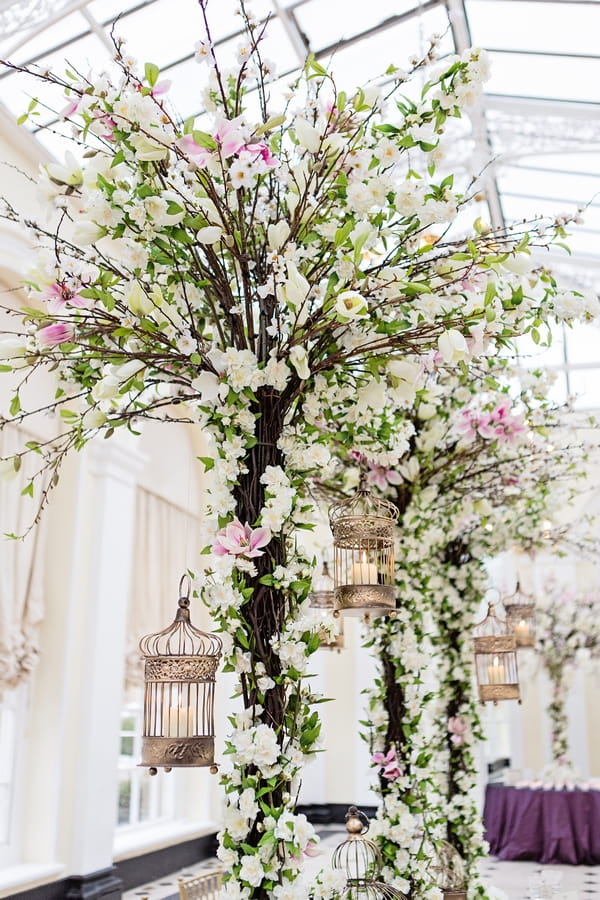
[117,700,175,829]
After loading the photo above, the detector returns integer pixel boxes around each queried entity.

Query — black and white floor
[123,830,600,900]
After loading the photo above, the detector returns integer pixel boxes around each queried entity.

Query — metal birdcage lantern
[329,475,398,619]
[309,561,345,651]
[332,806,407,900]
[473,601,520,704]
[502,581,536,648]
[138,575,222,774]
[431,840,468,899]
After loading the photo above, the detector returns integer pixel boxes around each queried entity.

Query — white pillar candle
[165,703,190,737]
[487,655,505,684]
[514,619,530,642]
[351,555,378,585]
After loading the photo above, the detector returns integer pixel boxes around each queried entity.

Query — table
[483,783,600,864]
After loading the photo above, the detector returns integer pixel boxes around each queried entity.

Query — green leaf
[334,220,354,247]
[144,62,160,87]
[198,456,215,472]
[21,481,34,498]
[305,54,328,78]
[192,130,218,150]
[9,394,20,417]
[254,114,286,136]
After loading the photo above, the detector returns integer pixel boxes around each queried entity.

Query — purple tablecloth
[483,783,600,864]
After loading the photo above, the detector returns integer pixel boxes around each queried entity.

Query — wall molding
[3,833,218,900]
[297,803,377,825]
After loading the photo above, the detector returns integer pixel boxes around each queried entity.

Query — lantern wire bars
[332,806,407,900]
[431,840,468,899]
[138,574,222,774]
[502,580,536,648]
[473,600,520,704]
[309,560,345,651]
[329,474,399,618]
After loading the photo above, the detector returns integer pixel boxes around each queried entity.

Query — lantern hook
[178,573,192,609]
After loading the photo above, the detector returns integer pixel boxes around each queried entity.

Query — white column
[354,621,378,808]
[23,436,146,876]
[568,669,589,778]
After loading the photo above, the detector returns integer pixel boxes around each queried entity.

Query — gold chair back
[178,868,223,900]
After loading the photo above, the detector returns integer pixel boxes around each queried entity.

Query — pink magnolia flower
[175,135,213,166]
[214,115,246,157]
[96,114,117,140]
[212,518,271,559]
[349,450,366,464]
[37,322,75,348]
[456,409,478,443]
[448,715,470,747]
[372,747,402,782]
[366,464,403,491]
[60,96,81,119]
[41,282,89,313]
[242,142,280,168]
[151,80,171,96]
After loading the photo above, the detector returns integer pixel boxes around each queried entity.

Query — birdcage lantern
[502,581,536,648]
[431,840,468,899]
[332,806,408,900]
[473,601,520,704]
[138,575,222,774]
[329,475,399,618]
[309,560,345,651]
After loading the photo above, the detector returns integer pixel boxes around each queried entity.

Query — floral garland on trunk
[434,548,489,899]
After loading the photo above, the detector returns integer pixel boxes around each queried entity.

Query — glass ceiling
[0,0,599,406]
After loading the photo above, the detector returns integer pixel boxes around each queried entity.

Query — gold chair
[178,868,223,900]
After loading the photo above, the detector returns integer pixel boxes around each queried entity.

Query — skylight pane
[486,51,600,103]
[568,369,600,409]
[498,167,600,207]
[516,329,566,369]
[565,323,600,365]
[112,0,204,68]
[466,0,600,56]
[306,7,452,91]
[88,0,156,21]
[294,0,436,52]
[3,12,89,65]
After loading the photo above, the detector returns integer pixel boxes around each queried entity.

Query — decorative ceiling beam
[445,0,506,231]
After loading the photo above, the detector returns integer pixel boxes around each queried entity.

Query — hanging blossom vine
[0,0,598,897]
[534,579,600,782]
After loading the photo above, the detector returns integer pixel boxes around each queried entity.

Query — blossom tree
[351,362,595,899]
[535,579,600,775]
[0,2,597,897]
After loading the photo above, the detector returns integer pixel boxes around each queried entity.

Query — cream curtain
[0,425,47,691]
[124,488,201,691]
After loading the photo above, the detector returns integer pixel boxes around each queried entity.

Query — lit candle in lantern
[514,619,530,643]
[165,704,189,736]
[163,689,190,737]
[487,655,505,684]
[351,553,378,585]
